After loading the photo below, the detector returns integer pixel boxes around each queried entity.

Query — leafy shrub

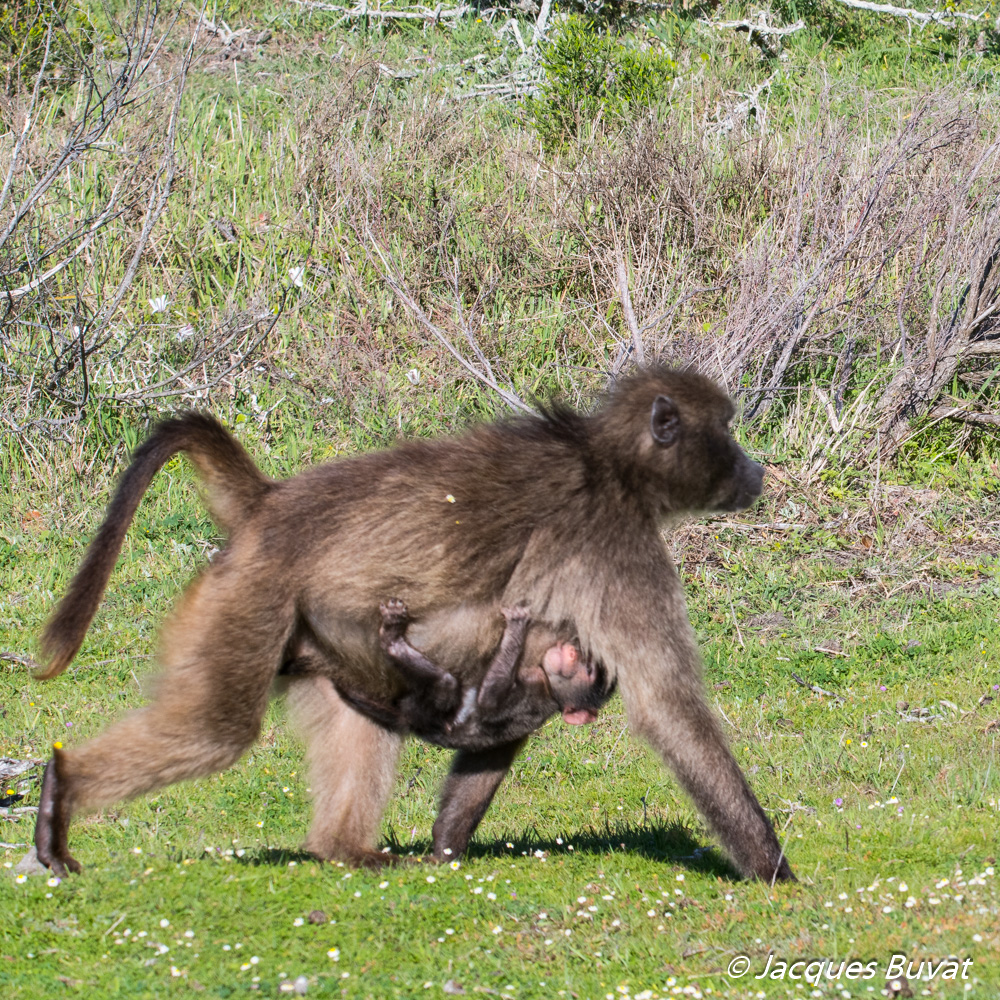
[1,0,88,95]
[525,17,678,150]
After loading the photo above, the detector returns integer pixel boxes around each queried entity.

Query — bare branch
[533,0,553,45]
[828,0,986,26]
[366,232,533,414]
[0,26,51,220]
[703,12,806,59]
[929,401,1000,428]
[89,13,196,334]
[291,0,473,22]
[614,252,645,368]
[1,184,125,302]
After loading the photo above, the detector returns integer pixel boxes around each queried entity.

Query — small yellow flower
[53,741,62,750]
[445,494,456,503]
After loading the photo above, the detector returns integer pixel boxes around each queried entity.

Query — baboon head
[538,641,613,726]
[592,367,764,517]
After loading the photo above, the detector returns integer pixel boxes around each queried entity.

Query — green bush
[525,17,678,150]
[1,0,87,95]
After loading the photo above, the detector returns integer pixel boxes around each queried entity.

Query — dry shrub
[6,12,1000,477]
[544,91,1000,464]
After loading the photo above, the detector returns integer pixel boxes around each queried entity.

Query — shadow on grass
[197,847,319,867]
[400,820,742,881]
[185,824,740,879]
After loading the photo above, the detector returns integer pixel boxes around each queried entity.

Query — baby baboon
[326,599,614,750]
[34,367,793,882]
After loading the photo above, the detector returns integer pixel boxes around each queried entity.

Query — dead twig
[614,252,645,369]
[0,652,42,671]
[365,231,533,414]
[703,11,806,59]
[791,672,845,702]
[291,0,473,22]
[0,758,43,784]
[828,0,987,27]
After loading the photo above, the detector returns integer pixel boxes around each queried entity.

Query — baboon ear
[650,395,680,447]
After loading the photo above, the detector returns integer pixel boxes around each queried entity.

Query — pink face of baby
[541,642,600,725]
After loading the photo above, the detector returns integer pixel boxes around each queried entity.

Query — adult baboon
[34,367,793,882]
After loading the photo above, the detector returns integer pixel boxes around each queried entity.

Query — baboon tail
[38,413,272,679]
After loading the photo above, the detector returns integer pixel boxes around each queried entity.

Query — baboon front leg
[630,689,793,882]
[601,563,794,882]
[431,738,526,859]
[379,598,458,711]
[475,605,531,712]
[285,676,404,867]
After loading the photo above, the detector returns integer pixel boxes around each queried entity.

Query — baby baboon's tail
[39,413,272,678]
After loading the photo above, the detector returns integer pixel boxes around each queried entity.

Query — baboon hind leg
[285,676,404,868]
[34,575,290,876]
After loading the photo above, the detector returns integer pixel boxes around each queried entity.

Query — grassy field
[3,1,1000,997]
[3,450,1000,998]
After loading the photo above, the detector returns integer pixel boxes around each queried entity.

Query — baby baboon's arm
[475,605,531,712]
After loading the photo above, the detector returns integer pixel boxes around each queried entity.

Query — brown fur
[34,367,792,882]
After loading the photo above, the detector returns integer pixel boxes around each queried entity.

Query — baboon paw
[36,847,63,877]
[309,846,401,869]
[768,857,796,883]
[35,754,80,876]
[501,604,531,623]
[379,598,410,627]
[430,847,464,864]
[36,845,82,878]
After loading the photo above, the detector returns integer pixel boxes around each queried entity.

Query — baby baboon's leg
[34,573,290,876]
[285,676,403,867]
[475,605,531,712]
[379,599,455,685]
[431,738,526,859]
[379,598,458,711]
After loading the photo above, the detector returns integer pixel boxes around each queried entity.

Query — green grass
[3,466,1000,997]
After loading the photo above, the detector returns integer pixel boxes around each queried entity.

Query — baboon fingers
[500,604,531,623]
[379,598,410,626]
